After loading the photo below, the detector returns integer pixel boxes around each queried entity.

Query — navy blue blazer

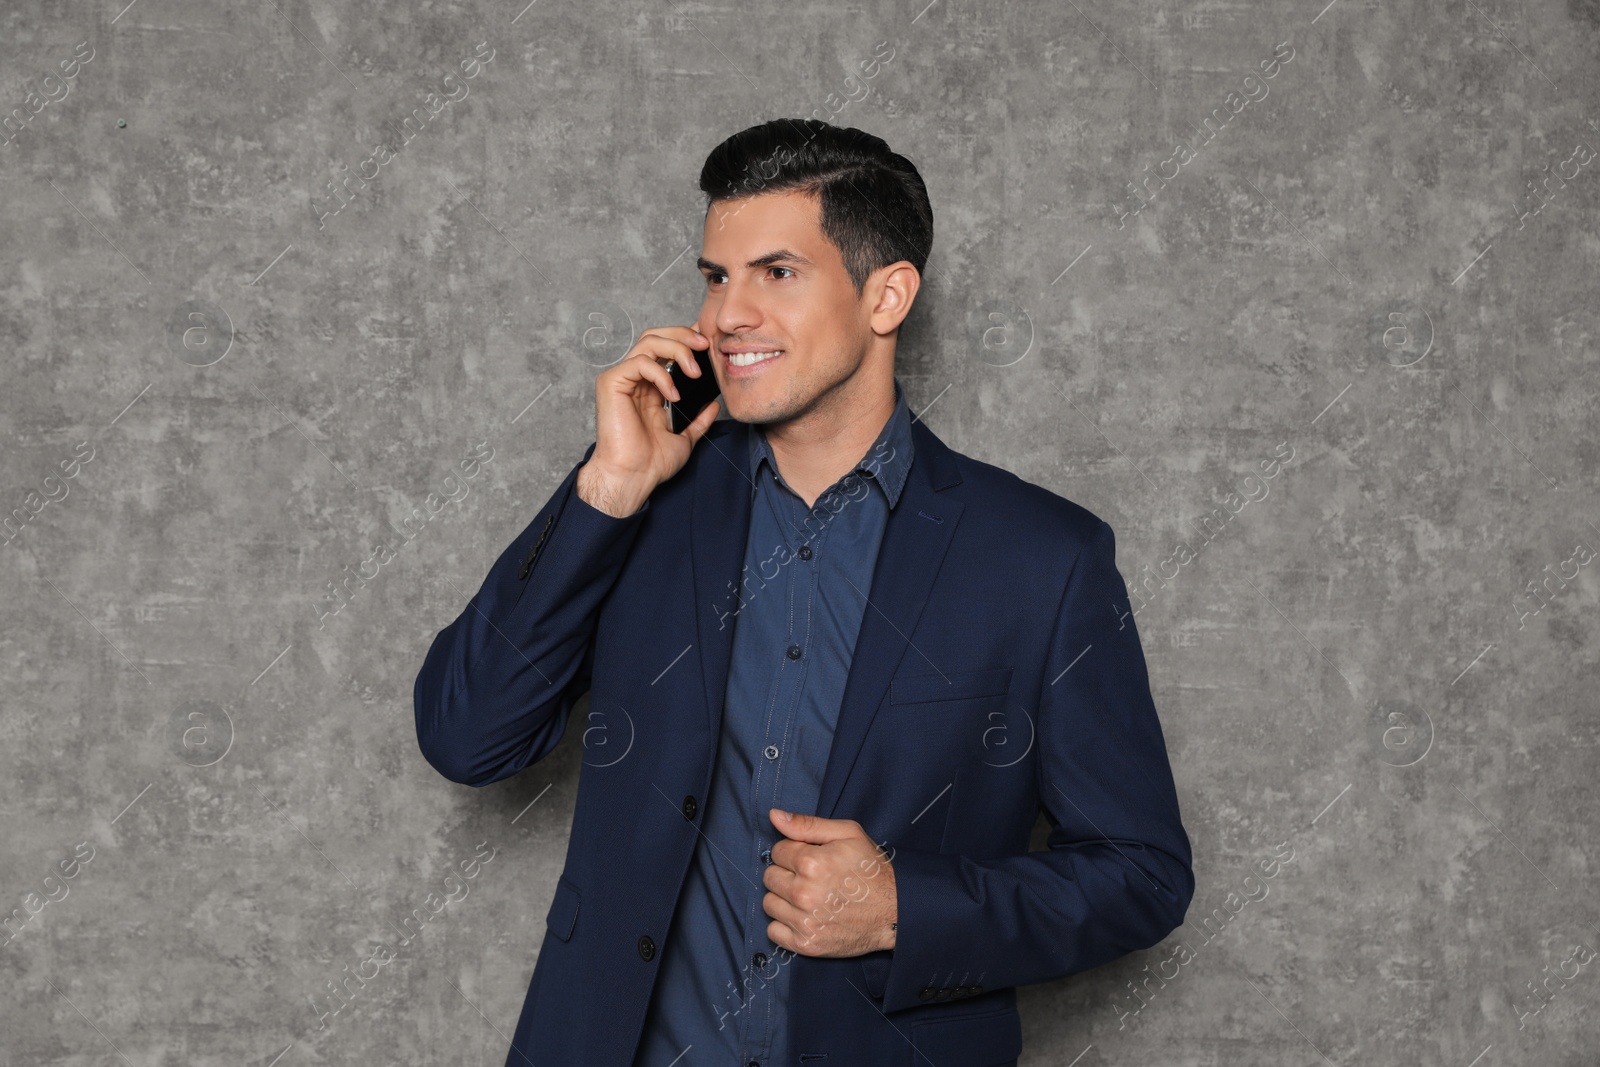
[414,413,1194,1067]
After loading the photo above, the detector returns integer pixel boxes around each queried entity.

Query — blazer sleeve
[863,518,1194,1014]
[413,441,651,787]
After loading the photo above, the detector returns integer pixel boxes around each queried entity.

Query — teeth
[727,350,783,367]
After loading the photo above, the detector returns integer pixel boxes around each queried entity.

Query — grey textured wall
[4,0,1598,1064]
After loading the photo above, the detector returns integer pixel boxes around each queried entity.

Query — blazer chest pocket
[545,875,580,943]
[890,667,1013,706]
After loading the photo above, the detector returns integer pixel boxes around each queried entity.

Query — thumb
[771,808,850,843]
[682,397,720,448]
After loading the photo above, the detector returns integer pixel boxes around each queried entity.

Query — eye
[703,266,795,286]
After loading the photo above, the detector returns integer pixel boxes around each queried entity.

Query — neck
[762,378,895,509]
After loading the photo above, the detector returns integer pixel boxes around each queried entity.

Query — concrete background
[3,0,1598,1063]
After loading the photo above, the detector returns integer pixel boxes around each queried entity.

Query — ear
[867,261,920,337]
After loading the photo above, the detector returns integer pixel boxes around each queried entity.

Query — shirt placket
[740,468,832,1066]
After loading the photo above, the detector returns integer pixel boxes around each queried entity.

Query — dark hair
[697,118,933,299]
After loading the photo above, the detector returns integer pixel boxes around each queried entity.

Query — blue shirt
[631,377,916,1066]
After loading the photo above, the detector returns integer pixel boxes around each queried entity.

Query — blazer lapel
[691,416,965,815]
[816,417,963,818]
[692,421,758,735]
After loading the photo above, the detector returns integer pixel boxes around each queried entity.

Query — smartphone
[664,353,722,433]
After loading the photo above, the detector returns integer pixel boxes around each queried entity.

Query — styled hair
[697,118,933,298]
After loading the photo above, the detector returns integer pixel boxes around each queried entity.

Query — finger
[766,891,848,952]
[623,350,680,403]
[678,336,708,376]
[766,920,798,957]
[773,809,858,845]
[679,331,709,376]
[639,327,709,376]
[767,917,830,958]
[681,398,719,447]
[762,862,799,902]
[765,915,808,957]
[768,837,803,873]
[763,891,828,946]
[639,325,706,346]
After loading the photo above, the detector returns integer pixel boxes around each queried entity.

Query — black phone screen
[665,357,722,433]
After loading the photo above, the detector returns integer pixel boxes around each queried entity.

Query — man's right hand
[576,326,720,518]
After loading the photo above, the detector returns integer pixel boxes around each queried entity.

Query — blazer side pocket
[909,1004,1022,1067]
[545,875,580,943]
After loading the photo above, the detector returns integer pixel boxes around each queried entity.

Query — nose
[708,277,762,344]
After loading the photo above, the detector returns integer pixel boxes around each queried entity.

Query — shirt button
[760,848,772,864]
[763,744,779,759]
[797,544,812,560]
[753,951,768,969]
[786,645,802,660]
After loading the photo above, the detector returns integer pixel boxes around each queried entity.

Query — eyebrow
[696,249,814,274]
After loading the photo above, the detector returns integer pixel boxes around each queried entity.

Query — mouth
[721,347,785,377]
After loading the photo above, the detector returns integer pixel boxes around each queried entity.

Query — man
[413,118,1193,1067]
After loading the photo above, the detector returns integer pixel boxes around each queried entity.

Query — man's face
[695,190,871,428]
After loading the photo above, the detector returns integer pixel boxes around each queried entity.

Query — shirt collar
[748,375,916,509]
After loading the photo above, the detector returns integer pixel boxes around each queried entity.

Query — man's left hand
[763,808,897,958]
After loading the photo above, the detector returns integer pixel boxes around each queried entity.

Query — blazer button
[919,988,936,1002]
[681,795,698,820]
[638,935,655,961]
